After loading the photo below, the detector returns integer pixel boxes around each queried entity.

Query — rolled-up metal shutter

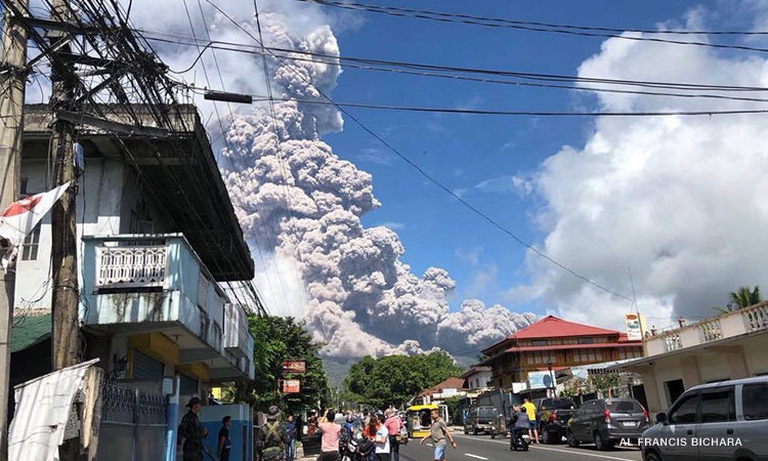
[132,350,164,379]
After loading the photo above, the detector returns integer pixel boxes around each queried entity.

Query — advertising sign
[282,379,301,394]
[282,361,306,374]
[625,313,644,341]
[528,371,556,390]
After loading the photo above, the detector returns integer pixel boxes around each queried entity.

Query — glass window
[21,224,41,261]
[532,340,547,347]
[742,383,768,421]
[587,351,595,361]
[595,350,603,361]
[578,337,594,344]
[669,394,699,425]
[699,388,735,423]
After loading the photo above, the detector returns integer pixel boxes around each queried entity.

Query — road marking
[465,454,488,460]
[451,434,639,461]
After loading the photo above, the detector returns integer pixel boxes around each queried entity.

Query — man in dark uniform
[178,397,209,461]
[260,406,289,461]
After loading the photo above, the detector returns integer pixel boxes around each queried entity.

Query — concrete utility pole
[0,1,28,459]
[49,0,80,371]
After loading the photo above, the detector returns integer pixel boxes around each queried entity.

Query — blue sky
[318,0,742,314]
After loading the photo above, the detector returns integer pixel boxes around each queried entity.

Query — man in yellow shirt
[520,398,538,444]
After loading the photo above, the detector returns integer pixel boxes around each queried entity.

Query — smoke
[124,0,535,358]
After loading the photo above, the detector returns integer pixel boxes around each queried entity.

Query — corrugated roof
[11,314,51,353]
[512,315,620,339]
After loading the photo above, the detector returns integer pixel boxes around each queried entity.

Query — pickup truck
[533,397,578,444]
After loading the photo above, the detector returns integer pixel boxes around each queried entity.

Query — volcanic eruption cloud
[127,0,535,358]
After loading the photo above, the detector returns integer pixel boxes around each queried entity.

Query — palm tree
[714,285,762,314]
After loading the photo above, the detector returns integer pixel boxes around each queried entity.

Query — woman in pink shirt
[318,410,342,461]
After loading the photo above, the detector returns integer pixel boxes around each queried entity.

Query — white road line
[451,434,639,461]
[465,454,488,460]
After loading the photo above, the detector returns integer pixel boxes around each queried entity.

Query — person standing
[520,398,539,444]
[177,397,208,461]
[374,414,391,461]
[318,409,342,461]
[383,409,403,461]
[419,409,457,461]
[285,414,297,461]
[261,406,290,461]
[218,416,233,461]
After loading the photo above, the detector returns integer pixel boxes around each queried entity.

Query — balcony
[81,234,253,380]
[645,302,768,357]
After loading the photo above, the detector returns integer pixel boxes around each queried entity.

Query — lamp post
[547,360,555,398]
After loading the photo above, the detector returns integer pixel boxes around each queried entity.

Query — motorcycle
[509,430,530,452]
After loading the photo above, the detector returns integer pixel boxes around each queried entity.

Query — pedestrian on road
[260,406,290,461]
[419,409,457,461]
[521,398,539,444]
[384,409,403,461]
[318,409,342,461]
[177,397,209,461]
[374,414,391,461]
[363,413,380,461]
[285,414,297,461]
[218,416,233,461]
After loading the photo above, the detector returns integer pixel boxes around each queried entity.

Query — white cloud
[516,5,768,331]
[378,222,405,230]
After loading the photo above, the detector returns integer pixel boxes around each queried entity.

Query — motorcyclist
[507,405,530,450]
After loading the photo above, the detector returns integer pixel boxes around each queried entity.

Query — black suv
[566,398,650,450]
[532,397,578,444]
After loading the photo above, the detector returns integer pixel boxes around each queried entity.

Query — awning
[11,314,51,353]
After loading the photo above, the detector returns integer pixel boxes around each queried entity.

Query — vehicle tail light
[643,410,649,423]
[603,409,611,424]
[549,411,557,423]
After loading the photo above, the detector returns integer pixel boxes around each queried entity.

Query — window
[619,351,626,360]
[668,394,699,425]
[578,337,594,344]
[594,350,603,361]
[532,339,548,347]
[699,388,735,423]
[21,224,41,261]
[587,351,595,361]
[742,383,768,421]
[20,177,28,195]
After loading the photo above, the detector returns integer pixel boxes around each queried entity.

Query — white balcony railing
[96,245,168,289]
[645,301,768,357]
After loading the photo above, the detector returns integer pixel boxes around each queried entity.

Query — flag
[0,182,70,270]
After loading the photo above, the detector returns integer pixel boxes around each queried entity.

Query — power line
[197,2,635,303]
[295,0,768,54]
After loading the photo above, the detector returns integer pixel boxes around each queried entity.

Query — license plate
[622,421,638,427]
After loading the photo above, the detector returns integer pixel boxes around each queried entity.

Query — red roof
[512,315,620,340]
[419,377,467,397]
[507,342,641,352]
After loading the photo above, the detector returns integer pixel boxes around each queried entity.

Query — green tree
[343,350,464,409]
[714,285,762,313]
[236,315,330,416]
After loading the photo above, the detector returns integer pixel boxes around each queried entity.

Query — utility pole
[0,1,28,459]
[49,0,80,371]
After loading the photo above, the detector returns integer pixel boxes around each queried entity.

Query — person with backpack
[317,409,342,461]
[383,409,404,461]
[260,406,290,461]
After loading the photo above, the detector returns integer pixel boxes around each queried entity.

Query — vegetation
[342,350,464,409]
[235,315,331,416]
[588,373,620,395]
[713,285,761,313]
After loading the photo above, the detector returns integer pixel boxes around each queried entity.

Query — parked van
[641,376,768,461]
[566,397,650,450]
[463,406,500,435]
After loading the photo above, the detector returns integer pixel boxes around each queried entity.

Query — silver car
[641,376,768,461]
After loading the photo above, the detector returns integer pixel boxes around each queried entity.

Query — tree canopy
[343,350,464,409]
[714,285,762,313]
[235,315,330,416]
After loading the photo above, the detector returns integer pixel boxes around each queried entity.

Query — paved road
[398,432,643,461]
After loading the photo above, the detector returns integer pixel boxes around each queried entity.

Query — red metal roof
[506,342,641,352]
[419,377,467,397]
[512,315,621,340]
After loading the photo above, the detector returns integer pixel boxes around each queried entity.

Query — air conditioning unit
[224,303,247,358]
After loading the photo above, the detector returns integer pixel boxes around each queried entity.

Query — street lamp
[547,360,555,398]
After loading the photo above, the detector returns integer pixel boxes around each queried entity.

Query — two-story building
[481,315,643,390]
[13,104,255,410]
[613,302,768,415]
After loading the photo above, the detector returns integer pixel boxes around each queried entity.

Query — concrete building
[614,302,768,415]
[11,104,257,461]
[461,366,493,391]
[415,377,468,406]
[481,315,644,391]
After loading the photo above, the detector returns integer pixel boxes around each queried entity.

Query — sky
[20,0,768,357]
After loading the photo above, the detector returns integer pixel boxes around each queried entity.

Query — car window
[478,408,498,417]
[612,400,644,413]
[669,394,699,425]
[540,399,553,410]
[553,399,576,410]
[742,383,768,421]
[699,388,735,423]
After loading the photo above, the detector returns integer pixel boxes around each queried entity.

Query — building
[461,366,493,391]
[415,377,467,405]
[613,302,768,415]
[480,315,644,391]
[11,104,257,460]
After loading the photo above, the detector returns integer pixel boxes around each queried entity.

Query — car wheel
[566,430,579,448]
[490,430,496,439]
[541,427,551,444]
[594,431,613,451]
[463,426,468,435]
[644,451,662,461]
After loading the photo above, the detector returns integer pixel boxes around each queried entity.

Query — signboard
[625,313,643,341]
[282,361,306,374]
[528,371,556,390]
[282,379,301,394]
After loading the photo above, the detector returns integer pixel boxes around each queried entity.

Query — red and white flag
[0,182,70,270]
